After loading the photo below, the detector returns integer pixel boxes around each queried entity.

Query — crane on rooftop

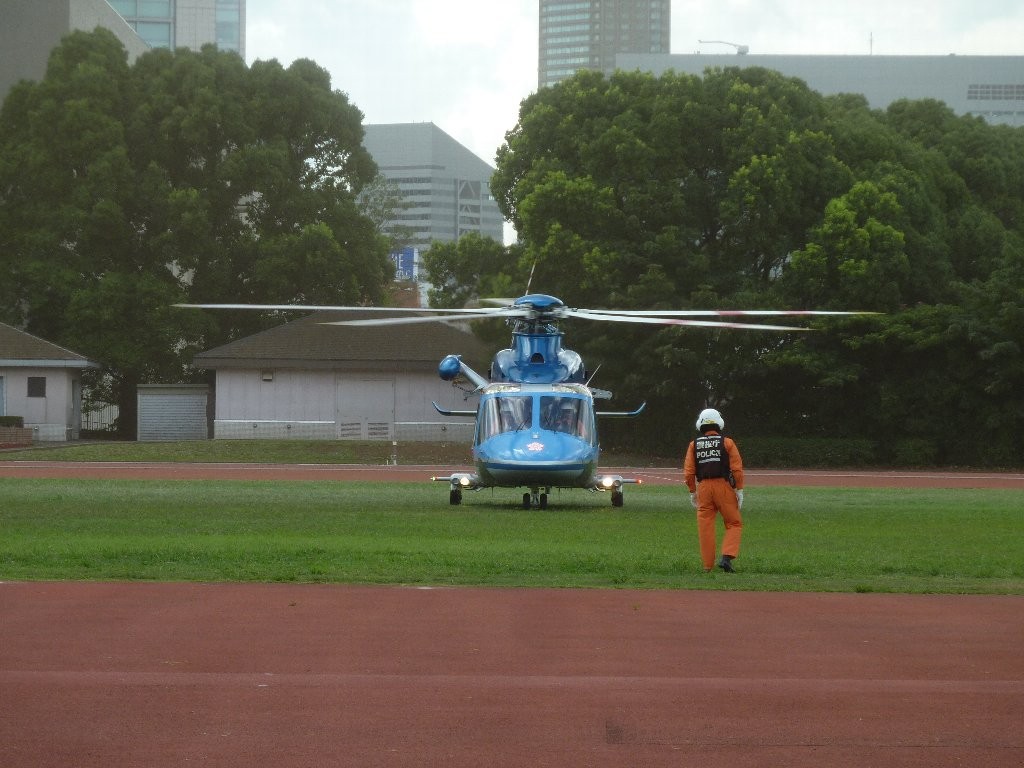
[698,40,749,54]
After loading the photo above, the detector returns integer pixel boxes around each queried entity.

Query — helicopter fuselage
[473,382,598,489]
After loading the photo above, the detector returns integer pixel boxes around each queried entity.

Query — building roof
[0,322,98,368]
[192,311,491,372]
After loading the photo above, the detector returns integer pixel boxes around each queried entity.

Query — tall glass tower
[107,0,245,57]
[538,0,670,88]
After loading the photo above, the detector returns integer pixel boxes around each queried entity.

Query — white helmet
[695,408,724,431]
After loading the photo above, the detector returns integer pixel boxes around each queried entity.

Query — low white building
[191,311,489,441]
[0,322,98,441]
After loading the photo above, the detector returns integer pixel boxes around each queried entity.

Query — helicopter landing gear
[449,488,463,505]
[523,488,550,509]
[611,490,624,507]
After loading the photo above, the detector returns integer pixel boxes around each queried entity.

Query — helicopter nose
[512,432,592,462]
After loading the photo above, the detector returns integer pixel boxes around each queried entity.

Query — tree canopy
[0,30,393,435]
[428,67,1024,464]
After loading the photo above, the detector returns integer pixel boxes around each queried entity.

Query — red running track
[1,460,1023,488]
[1,583,1022,767]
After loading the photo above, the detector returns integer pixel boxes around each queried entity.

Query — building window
[109,0,137,14]
[216,21,240,50]
[967,84,1024,101]
[27,377,46,398]
[138,0,172,17]
[135,21,173,47]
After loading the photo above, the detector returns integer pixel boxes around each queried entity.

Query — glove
[735,489,744,509]
[689,492,698,509]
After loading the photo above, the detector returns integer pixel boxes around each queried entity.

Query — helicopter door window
[477,400,501,443]
[577,399,595,443]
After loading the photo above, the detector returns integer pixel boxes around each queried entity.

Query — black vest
[694,434,729,480]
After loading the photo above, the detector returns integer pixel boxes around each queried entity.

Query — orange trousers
[696,477,742,570]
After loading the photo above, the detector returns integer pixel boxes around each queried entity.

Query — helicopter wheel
[522,492,532,509]
[611,490,624,508]
[449,489,462,506]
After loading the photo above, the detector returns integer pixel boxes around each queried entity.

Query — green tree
[421,233,527,309]
[357,173,415,250]
[488,66,1024,460]
[0,30,392,436]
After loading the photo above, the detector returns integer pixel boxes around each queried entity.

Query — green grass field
[2,477,1021,593]
[0,439,474,465]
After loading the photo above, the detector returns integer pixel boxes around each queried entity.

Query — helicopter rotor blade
[174,303,516,315]
[479,298,516,307]
[578,308,879,318]
[175,300,877,331]
[323,308,532,327]
[562,309,811,331]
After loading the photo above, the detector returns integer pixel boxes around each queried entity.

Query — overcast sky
[246,0,1024,167]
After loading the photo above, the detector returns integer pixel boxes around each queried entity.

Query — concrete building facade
[362,123,505,258]
[539,0,670,88]
[0,0,149,101]
[618,53,1024,127]
[1,0,245,103]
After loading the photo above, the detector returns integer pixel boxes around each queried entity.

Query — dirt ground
[2,462,1022,767]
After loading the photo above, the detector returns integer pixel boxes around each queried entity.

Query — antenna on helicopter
[698,39,749,54]
[525,261,536,295]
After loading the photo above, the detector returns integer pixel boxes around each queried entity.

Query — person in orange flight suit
[683,408,745,573]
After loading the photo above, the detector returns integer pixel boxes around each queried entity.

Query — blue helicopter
[180,294,866,508]
[315,293,866,508]
[427,295,648,509]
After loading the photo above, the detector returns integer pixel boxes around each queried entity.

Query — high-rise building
[1,0,245,102]
[106,0,245,57]
[0,0,148,100]
[538,0,670,88]
[362,123,506,260]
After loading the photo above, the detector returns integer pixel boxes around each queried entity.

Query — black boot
[718,555,735,573]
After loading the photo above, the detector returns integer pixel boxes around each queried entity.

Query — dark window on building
[27,376,46,398]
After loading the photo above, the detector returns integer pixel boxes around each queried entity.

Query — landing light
[459,476,472,487]
[600,476,617,489]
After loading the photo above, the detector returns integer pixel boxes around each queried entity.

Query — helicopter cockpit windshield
[541,396,595,442]
[476,392,595,445]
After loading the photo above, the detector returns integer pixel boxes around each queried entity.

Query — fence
[394,422,474,442]
[82,403,119,432]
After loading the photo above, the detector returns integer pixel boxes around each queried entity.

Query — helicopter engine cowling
[491,333,586,384]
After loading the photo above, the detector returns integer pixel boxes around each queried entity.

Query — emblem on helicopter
[177,293,873,509]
